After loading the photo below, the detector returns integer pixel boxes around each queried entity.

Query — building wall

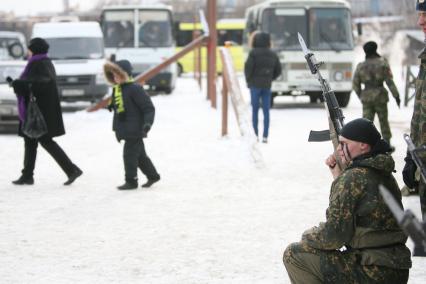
[348,0,414,17]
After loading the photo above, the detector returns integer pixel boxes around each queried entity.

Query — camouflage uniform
[283,154,411,283]
[409,48,426,219]
[353,58,400,143]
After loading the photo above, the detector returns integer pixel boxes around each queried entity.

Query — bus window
[138,10,173,48]
[102,10,134,48]
[309,8,353,50]
[217,29,243,46]
[261,8,307,50]
[176,29,193,47]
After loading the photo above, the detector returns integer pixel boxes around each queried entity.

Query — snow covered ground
[0,72,425,283]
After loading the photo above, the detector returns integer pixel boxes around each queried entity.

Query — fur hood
[103,60,130,85]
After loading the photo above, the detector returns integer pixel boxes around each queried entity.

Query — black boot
[64,166,83,186]
[141,176,160,188]
[117,179,138,190]
[12,175,34,185]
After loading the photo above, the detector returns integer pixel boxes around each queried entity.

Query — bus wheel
[309,95,318,103]
[335,92,351,107]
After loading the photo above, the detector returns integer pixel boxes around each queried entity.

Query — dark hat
[28,37,49,55]
[340,118,381,146]
[253,32,271,48]
[116,60,133,76]
[417,0,426,11]
[363,41,380,57]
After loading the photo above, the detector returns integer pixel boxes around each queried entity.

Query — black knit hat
[417,0,426,11]
[116,60,133,76]
[253,32,271,48]
[363,41,380,57]
[28,37,49,55]
[340,118,381,146]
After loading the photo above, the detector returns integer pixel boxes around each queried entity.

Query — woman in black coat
[244,32,281,143]
[11,37,82,185]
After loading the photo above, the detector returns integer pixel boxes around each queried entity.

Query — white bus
[101,5,177,94]
[244,0,354,107]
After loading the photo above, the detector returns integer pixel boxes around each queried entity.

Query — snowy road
[0,76,425,283]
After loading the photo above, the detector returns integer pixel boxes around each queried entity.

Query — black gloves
[107,102,114,112]
[403,154,418,189]
[142,123,151,138]
[395,96,401,108]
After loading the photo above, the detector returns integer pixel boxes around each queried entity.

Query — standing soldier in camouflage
[283,118,411,283]
[353,41,401,150]
[403,0,426,220]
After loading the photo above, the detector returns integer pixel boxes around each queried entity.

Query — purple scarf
[17,53,48,122]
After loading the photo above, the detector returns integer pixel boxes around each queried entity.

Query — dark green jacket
[302,153,412,271]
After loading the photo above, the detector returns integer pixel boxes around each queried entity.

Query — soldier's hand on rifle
[403,153,418,189]
[395,96,401,108]
[326,154,342,179]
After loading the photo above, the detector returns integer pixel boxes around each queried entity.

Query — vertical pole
[192,23,197,80]
[207,0,217,108]
[197,43,202,90]
[222,66,228,136]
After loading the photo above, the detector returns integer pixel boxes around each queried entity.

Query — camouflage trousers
[283,242,409,284]
[362,102,391,142]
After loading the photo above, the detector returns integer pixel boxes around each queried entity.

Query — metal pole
[221,65,228,136]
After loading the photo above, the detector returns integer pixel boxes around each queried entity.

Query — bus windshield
[138,10,173,47]
[45,38,104,60]
[309,8,353,50]
[261,8,307,51]
[102,9,173,48]
[260,7,352,51]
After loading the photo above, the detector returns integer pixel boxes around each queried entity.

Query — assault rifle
[297,33,345,170]
[379,185,426,256]
[403,133,426,183]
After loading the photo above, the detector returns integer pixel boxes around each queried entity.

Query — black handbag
[22,92,48,138]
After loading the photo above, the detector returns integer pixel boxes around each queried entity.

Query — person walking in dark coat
[104,59,160,190]
[244,32,281,143]
[10,37,82,185]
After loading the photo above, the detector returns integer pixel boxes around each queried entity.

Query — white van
[31,21,108,102]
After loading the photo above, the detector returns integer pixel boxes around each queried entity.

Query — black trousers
[123,138,160,182]
[22,136,76,177]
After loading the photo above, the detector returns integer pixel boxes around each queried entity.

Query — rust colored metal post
[206,0,217,108]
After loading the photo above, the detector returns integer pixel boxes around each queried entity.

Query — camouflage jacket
[410,48,426,146]
[302,153,412,270]
[353,57,400,104]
